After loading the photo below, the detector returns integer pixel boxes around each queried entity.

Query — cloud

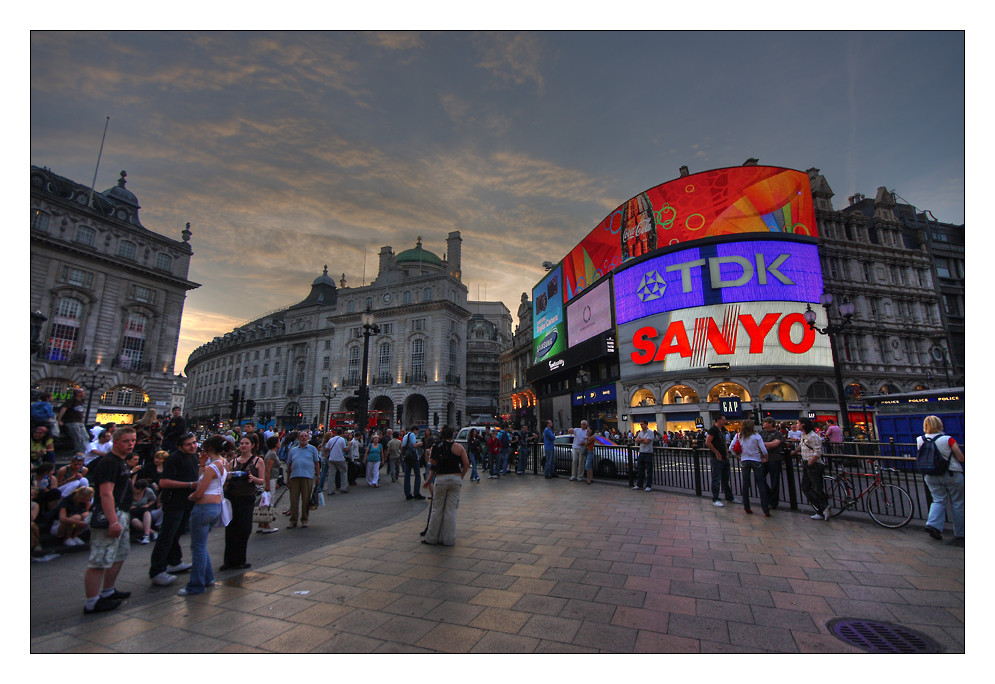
[365,31,424,51]
[472,31,545,95]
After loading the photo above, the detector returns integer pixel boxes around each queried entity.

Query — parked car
[545,434,630,478]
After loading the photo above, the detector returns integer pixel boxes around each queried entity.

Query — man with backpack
[917,415,965,546]
[759,418,786,510]
[497,425,511,476]
[401,427,425,500]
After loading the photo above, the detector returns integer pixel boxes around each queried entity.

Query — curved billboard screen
[562,166,818,302]
[532,265,566,362]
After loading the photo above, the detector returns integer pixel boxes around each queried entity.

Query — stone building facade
[30,165,200,424]
[464,301,512,421]
[499,293,537,429]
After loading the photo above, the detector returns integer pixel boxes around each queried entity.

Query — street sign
[718,396,741,416]
[708,362,731,371]
[807,411,816,419]
[694,417,704,428]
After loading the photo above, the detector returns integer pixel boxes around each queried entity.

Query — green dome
[395,239,442,267]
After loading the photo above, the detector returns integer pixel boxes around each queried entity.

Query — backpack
[499,430,510,448]
[916,435,950,476]
[30,401,51,423]
[401,434,418,466]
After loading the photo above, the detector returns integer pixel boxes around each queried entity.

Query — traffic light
[245,399,256,416]
[229,389,240,420]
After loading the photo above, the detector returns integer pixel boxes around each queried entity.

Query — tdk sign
[614,238,824,326]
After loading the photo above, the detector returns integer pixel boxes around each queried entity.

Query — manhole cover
[827,618,943,654]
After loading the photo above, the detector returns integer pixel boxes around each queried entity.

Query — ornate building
[499,293,536,429]
[465,301,512,422]
[30,165,200,424]
[184,233,506,431]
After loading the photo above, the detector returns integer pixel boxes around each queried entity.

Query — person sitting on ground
[52,486,93,547]
[84,429,113,465]
[129,479,162,545]
[30,425,55,469]
[32,463,62,512]
[126,452,142,484]
[56,455,90,498]
[31,493,43,556]
[136,450,167,494]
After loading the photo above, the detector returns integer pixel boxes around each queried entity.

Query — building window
[131,284,155,303]
[423,287,432,301]
[274,361,280,374]
[322,356,330,370]
[380,322,393,335]
[32,210,51,232]
[260,382,267,395]
[365,297,373,311]
[74,225,96,246]
[863,262,872,282]
[47,296,82,361]
[347,300,355,313]
[411,339,424,378]
[61,266,94,288]
[263,363,268,376]
[413,318,425,331]
[935,258,952,279]
[118,241,137,260]
[403,291,412,305]
[449,339,458,375]
[378,342,391,378]
[943,294,959,316]
[155,253,172,271]
[324,340,331,350]
[347,346,361,385]
[120,312,148,368]
[264,348,270,358]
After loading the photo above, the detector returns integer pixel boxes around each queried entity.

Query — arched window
[74,225,96,246]
[48,297,83,361]
[119,312,148,368]
[32,209,50,232]
[664,385,699,404]
[706,382,751,403]
[758,381,799,402]
[806,381,836,400]
[411,339,425,380]
[630,389,657,407]
[155,253,172,271]
[118,241,137,260]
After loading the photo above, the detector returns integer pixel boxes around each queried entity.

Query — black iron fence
[511,440,959,525]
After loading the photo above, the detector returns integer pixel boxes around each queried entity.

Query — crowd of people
[30,393,965,616]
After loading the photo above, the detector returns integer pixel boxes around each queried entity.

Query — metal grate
[827,618,943,654]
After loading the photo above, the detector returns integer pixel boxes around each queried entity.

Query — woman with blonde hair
[52,485,93,547]
[134,408,160,464]
[917,415,965,546]
[730,419,769,516]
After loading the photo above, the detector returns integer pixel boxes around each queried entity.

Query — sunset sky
[28,29,965,372]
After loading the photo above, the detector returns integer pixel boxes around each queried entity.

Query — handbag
[89,507,110,529]
[253,505,277,524]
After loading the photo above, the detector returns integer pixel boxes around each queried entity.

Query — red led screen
[562,166,818,302]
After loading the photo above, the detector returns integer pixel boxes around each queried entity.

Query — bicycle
[817,459,915,528]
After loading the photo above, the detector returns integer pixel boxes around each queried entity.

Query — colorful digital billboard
[532,265,567,362]
[613,236,823,326]
[566,278,613,348]
[617,301,833,376]
[562,166,818,302]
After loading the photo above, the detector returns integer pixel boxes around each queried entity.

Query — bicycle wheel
[865,484,915,528]
[822,478,850,519]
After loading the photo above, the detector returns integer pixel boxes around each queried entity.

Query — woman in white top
[180,435,229,596]
[917,415,965,546]
[731,419,769,516]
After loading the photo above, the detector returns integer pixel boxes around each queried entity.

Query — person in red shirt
[486,429,501,480]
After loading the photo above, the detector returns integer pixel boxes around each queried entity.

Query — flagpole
[87,116,110,208]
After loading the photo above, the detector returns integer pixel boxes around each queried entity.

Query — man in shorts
[83,427,137,614]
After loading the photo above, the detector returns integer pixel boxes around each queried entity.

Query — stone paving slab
[30,476,965,653]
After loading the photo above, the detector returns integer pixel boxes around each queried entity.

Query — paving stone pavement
[30,476,965,653]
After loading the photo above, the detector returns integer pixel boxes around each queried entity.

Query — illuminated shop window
[630,389,657,407]
[664,385,699,404]
[706,382,750,403]
[757,382,798,402]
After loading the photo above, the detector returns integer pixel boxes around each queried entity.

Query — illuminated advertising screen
[566,278,613,348]
[617,301,833,377]
[562,166,818,302]
[532,265,567,362]
[613,236,823,326]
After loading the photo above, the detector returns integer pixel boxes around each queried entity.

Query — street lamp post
[322,384,334,430]
[804,293,855,435]
[357,305,380,436]
[81,363,104,425]
[930,345,951,386]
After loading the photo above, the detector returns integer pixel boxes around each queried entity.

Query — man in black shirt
[83,427,137,614]
[149,432,200,586]
[759,418,785,510]
[160,406,187,453]
[705,415,735,507]
[58,388,89,455]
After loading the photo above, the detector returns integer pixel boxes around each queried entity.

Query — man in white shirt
[325,427,349,494]
[570,420,588,481]
[634,420,655,491]
[84,430,114,465]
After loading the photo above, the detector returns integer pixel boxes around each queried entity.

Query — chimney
[743,158,759,166]
[447,231,462,280]
[378,245,394,278]
[679,165,689,177]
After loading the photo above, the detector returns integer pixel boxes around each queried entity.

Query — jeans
[319,458,330,491]
[424,474,462,545]
[740,460,769,514]
[571,447,585,479]
[499,448,510,474]
[762,460,782,508]
[925,470,965,538]
[636,452,653,488]
[468,452,479,480]
[544,449,556,477]
[387,458,400,482]
[403,459,422,497]
[516,447,527,473]
[149,505,191,578]
[185,503,220,594]
[710,456,733,501]
[801,462,829,514]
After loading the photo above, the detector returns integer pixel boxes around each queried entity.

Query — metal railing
[512,440,954,525]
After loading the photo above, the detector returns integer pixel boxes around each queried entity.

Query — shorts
[87,510,131,569]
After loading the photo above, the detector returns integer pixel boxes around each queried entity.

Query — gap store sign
[614,235,823,326]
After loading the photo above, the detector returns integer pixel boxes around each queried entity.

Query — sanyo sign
[613,237,824,326]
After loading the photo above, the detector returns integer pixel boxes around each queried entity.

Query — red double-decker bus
[326,410,386,432]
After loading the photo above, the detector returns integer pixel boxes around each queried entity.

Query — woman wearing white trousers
[422,425,470,547]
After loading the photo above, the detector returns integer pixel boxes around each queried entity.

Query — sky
[27,28,965,373]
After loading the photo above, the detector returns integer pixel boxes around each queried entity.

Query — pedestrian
[706,414,736,506]
[633,420,654,491]
[759,418,785,509]
[466,428,482,482]
[221,435,265,570]
[364,433,383,487]
[179,435,229,596]
[318,431,333,493]
[401,426,424,499]
[149,432,200,587]
[486,428,501,479]
[285,430,319,529]
[325,427,350,493]
[55,454,90,498]
[542,419,557,478]
[421,425,470,547]
[257,434,281,533]
[421,427,436,480]
[386,430,402,483]
[347,430,362,486]
[795,418,830,521]
[57,388,89,456]
[570,420,588,481]
[918,415,965,546]
[133,408,160,465]
[82,427,137,614]
[30,425,55,468]
[160,407,186,454]
[731,419,769,515]
[583,425,597,484]
[31,391,58,437]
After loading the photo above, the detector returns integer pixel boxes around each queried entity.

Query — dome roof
[103,170,140,209]
[395,237,442,267]
[312,264,336,287]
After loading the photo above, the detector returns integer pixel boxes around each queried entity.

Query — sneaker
[811,513,824,520]
[823,509,831,522]
[83,596,122,614]
[150,531,158,541]
[167,562,193,574]
[63,538,77,547]
[645,487,652,492]
[569,477,576,481]
[713,500,724,507]
[151,572,177,586]
[632,486,640,490]
[925,525,943,540]
[139,535,151,545]
[731,497,742,504]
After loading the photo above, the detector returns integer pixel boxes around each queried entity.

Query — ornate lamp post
[356,305,380,436]
[81,363,104,425]
[804,293,855,434]
[929,345,952,386]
